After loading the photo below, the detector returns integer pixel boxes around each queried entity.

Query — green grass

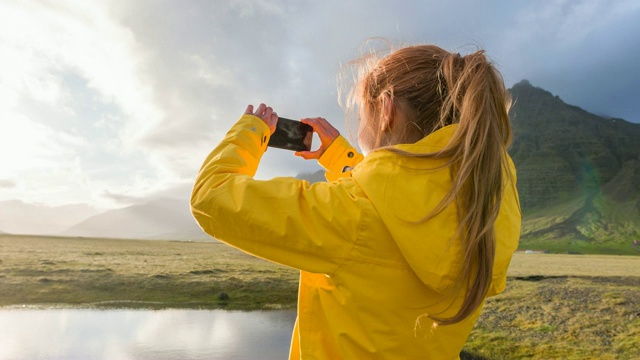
[462,253,640,359]
[464,276,640,359]
[2,235,639,359]
[519,193,640,255]
[0,234,299,310]
[519,238,638,255]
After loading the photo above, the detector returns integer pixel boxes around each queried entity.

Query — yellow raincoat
[191,114,521,359]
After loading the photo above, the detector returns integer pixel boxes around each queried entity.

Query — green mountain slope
[509,80,640,254]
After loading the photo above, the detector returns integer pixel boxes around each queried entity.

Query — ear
[380,93,395,132]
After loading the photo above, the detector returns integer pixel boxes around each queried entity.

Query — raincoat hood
[351,125,521,295]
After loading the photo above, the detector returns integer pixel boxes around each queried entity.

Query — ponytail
[428,50,512,325]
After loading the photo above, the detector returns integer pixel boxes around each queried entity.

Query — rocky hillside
[508,80,640,254]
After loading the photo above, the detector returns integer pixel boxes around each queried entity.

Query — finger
[317,121,340,142]
[308,117,327,129]
[313,121,333,139]
[300,118,322,132]
[299,118,313,127]
[294,151,318,160]
[245,104,254,114]
[264,106,273,119]
[303,117,331,135]
[316,118,337,136]
[255,103,267,115]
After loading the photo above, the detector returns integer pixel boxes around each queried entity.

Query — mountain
[0,200,102,235]
[1,172,327,240]
[297,170,326,184]
[59,197,212,241]
[56,172,329,240]
[508,80,640,254]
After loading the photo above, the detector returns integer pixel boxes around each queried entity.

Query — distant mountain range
[1,81,638,254]
[0,200,101,235]
[0,198,210,241]
[58,198,211,241]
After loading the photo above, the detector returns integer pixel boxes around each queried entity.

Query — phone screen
[267,117,313,152]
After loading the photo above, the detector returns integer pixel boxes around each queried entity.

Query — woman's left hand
[245,103,278,134]
[294,117,340,160]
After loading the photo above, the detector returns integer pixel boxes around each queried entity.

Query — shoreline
[0,302,297,311]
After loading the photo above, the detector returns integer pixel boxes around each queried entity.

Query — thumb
[294,151,316,160]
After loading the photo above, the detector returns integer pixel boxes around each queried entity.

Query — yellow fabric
[191,114,521,359]
[318,135,364,181]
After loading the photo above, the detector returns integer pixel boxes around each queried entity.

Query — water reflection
[0,308,296,360]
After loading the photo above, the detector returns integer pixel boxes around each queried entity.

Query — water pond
[0,308,296,360]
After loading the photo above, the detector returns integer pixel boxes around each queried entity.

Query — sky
[1,0,639,210]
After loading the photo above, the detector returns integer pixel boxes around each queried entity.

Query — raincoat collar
[392,124,458,153]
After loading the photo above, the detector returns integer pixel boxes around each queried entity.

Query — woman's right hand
[245,103,278,134]
[295,117,340,160]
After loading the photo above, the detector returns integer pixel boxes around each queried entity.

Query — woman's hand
[245,103,278,134]
[295,117,340,160]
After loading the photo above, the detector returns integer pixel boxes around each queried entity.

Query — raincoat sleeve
[191,114,365,275]
[318,135,364,181]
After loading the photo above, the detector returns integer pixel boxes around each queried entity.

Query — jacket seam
[341,255,409,270]
[327,196,367,278]
[221,233,354,268]
[348,175,412,270]
[327,187,409,276]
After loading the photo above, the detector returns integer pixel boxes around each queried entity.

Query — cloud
[105,1,335,181]
[0,0,168,207]
[1,0,638,209]
[101,180,193,206]
[0,115,86,176]
[101,190,145,205]
[494,0,640,121]
[0,180,16,189]
[0,1,161,128]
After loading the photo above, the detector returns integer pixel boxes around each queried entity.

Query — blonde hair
[343,44,512,325]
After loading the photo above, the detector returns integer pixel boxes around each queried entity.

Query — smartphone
[267,117,313,152]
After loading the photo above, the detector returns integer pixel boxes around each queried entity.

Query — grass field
[465,274,640,359]
[1,234,639,359]
[0,234,298,310]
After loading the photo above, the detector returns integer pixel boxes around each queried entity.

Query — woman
[191,44,521,359]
